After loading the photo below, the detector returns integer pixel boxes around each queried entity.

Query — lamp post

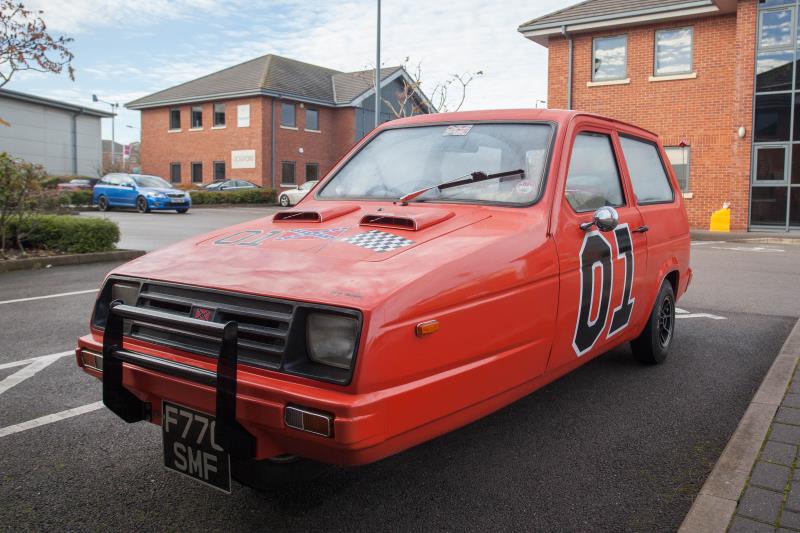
[92,94,119,165]
[375,0,381,128]
[535,99,547,108]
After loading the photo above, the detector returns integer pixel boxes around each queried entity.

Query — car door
[548,123,648,371]
[102,174,122,206]
[117,175,137,206]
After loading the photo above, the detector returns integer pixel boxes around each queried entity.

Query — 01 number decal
[573,225,635,356]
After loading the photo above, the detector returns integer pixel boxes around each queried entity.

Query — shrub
[189,189,277,205]
[58,190,93,207]
[10,215,119,253]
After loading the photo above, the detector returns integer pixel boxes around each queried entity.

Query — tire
[631,280,676,365]
[279,195,290,207]
[136,196,150,213]
[97,195,110,212]
[231,454,333,491]
[176,209,189,214]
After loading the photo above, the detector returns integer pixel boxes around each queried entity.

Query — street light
[535,99,547,109]
[92,94,119,165]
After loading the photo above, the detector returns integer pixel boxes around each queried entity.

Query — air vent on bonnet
[359,209,454,231]
[273,204,358,223]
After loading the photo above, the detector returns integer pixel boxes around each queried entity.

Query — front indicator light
[416,320,440,337]
[284,405,333,437]
[306,312,357,369]
[111,282,139,306]
[80,349,103,372]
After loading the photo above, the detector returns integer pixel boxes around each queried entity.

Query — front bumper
[148,197,191,210]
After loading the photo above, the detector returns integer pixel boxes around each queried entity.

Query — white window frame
[654,27,694,77]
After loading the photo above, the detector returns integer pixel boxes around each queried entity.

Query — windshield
[318,123,553,205]
[133,175,171,188]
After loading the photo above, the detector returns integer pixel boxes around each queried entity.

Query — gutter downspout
[271,98,276,189]
[561,25,573,110]
[71,109,84,175]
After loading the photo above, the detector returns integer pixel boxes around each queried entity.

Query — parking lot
[1,211,798,532]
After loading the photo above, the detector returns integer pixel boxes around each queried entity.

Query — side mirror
[580,206,619,233]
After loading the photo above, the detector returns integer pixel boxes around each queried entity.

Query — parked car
[202,179,261,192]
[278,180,318,206]
[93,173,192,213]
[76,110,690,493]
[57,178,99,191]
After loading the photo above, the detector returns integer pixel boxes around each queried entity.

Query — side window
[565,133,625,212]
[619,136,675,204]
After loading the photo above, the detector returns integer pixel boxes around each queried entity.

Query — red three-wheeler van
[76,109,691,492]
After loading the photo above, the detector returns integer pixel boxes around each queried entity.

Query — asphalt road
[81,207,281,251]
[1,224,798,532]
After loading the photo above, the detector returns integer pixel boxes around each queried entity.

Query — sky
[7,0,573,145]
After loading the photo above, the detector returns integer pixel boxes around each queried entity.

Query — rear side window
[619,136,675,204]
[565,133,625,212]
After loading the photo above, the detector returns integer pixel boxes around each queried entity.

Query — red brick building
[520,0,799,231]
[126,54,432,190]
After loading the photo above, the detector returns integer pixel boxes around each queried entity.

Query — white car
[278,180,318,207]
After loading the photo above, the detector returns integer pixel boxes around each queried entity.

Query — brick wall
[139,96,358,189]
[546,0,756,230]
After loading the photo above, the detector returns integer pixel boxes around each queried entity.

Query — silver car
[278,180,318,207]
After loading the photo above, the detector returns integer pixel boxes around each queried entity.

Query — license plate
[162,401,231,493]
[171,197,186,203]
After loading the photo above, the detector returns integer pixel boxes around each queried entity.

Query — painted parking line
[0,351,75,395]
[691,241,726,246]
[710,246,785,253]
[675,308,727,320]
[0,402,104,439]
[0,350,73,371]
[0,288,98,306]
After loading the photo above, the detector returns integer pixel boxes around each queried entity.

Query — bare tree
[368,58,483,120]
[0,1,74,125]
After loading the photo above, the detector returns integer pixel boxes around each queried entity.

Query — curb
[679,318,800,533]
[690,230,800,244]
[0,249,146,273]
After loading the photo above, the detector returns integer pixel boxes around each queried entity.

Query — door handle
[633,225,649,233]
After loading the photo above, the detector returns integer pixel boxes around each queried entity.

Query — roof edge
[0,88,114,117]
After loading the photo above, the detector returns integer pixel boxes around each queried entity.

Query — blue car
[93,173,192,214]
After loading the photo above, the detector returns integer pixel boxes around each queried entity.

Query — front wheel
[279,195,290,207]
[136,196,150,213]
[231,455,332,490]
[631,280,676,365]
[176,208,189,214]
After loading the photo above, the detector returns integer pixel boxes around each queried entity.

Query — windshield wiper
[398,169,525,206]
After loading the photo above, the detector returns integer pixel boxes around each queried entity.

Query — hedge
[189,189,277,205]
[58,190,93,207]
[9,215,119,253]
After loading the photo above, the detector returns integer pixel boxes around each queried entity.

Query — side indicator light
[80,349,104,372]
[415,320,440,337]
[284,405,333,437]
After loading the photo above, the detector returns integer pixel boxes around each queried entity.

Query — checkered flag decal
[341,230,414,253]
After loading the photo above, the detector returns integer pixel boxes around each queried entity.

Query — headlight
[111,282,139,306]
[93,280,140,328]
[306,313,358,369]
[146,191,166,199]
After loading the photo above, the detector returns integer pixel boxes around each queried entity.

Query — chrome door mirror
[580,206,619,232]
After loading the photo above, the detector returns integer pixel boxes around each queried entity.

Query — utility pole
[93,94,119,165]
[375,0,381,128]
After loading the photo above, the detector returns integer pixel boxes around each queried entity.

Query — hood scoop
[273,204,358,223]
[360,209,454,231]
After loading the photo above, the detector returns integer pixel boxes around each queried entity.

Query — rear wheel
[231,455,332,490]
[279,194,290,207]
[631,280,676,365]
[136,196,150,213]
[97,195,110,212]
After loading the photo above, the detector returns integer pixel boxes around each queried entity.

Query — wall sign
[231,149,256,169]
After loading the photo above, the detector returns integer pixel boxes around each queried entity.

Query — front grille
[130,282,295,369]
[167,193,185,198]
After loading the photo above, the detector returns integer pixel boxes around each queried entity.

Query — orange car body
[76,109,690,468]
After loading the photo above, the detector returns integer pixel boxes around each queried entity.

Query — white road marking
[691,241,726,246]
[675,307,726,320]
[0,352,73,395]
[711,246,785,253]
[0,288,98,306]
[0,350,73,371]
[0,401,104,438]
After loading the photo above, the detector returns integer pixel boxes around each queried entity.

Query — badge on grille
[341,230,414,253]
[192,306,215,321]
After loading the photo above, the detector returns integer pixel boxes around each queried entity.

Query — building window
[170,163,181,184]
[191,106,202,129]
[654,27,693,76]
[191,162,203,183]
[281,103,296,127]
[213,161,225,181]
[592,35,627,81]
[755,93,792,142]
[169,108,181,130]
[305,109,319,131]
[281,161,296,185]
[758,8,793,50]
[665,146,691,192]
[213,103,225,127]
[756,50,793,92]
[305,163,319,182]
[620,136,675,203]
